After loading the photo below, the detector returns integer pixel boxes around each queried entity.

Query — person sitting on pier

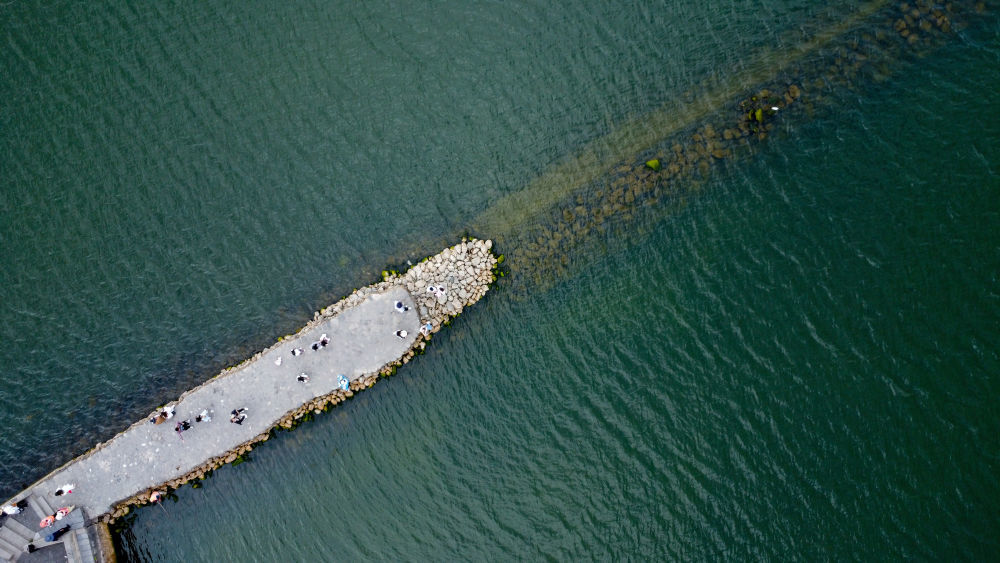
[230,408,248,425]
[150,405,175,425]
[311,334,330,350]
[297,373,310,383]
[195,409,212,423]
[44,524,71,543]
[149,491,163,503]
[175,420,192,434]
[2,499,28,515]
[394,300,410,313]
[395,329,408,339]
[54,483,75,497]
[291,347,303,356]
[55,506,73,520]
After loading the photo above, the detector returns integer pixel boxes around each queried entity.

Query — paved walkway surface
[23,286,419,520]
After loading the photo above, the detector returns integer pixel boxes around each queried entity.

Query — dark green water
[2,0,998,560]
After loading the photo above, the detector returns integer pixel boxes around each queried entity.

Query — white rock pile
[318,237,497,335]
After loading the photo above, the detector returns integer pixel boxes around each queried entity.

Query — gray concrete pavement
[27,286,419,519]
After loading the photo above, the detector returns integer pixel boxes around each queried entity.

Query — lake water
[2,0,998,560]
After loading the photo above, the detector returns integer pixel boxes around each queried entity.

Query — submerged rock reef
[490,0,988,295]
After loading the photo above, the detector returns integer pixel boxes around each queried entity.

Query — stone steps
[27,493,49,520]
[0,534,17,561]
[0,529,24,553]
[74,527,95,562]
[2,517,34,542]
[35,495,56,518]
[65,526,82,563]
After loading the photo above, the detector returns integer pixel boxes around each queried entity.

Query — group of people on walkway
[152,407,214,439]
[39,505,74,528]
[3,486,79,553]
[2,484,77,531]
[148,398,249,435]
[276,332,330,367]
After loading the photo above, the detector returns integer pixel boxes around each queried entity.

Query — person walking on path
[54,483,75,496]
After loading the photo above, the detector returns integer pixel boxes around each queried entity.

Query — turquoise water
[2,0,998,560]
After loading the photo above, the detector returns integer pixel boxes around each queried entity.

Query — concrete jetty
[0,239,498,562]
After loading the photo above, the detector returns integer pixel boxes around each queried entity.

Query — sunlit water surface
[1,0,997,560]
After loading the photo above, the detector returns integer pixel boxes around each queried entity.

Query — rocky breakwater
[103,238,498,523]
